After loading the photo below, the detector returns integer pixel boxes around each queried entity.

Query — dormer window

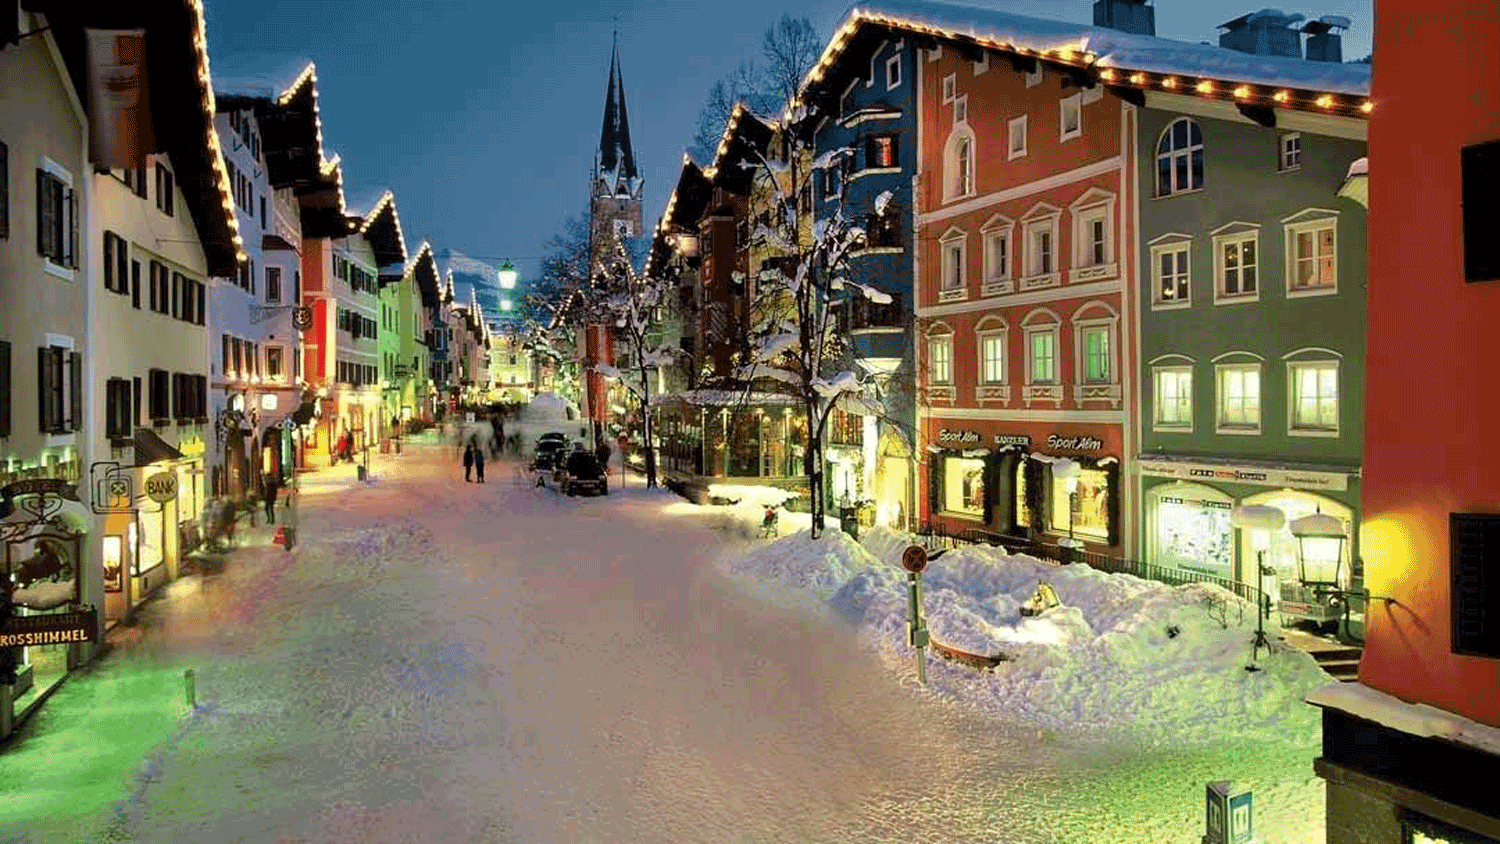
[944,128,975,201]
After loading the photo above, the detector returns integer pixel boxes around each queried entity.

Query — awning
[134,427,185,467]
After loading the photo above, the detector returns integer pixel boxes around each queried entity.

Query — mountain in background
[437,247,502,317]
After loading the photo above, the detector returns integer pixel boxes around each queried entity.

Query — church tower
[578,33,643,441]
[589,33,643,266]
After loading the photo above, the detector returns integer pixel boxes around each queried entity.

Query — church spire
[598,36,638,181]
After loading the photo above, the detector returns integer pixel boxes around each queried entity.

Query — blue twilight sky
[202,0,1372,288]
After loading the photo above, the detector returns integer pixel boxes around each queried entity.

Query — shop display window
[1049,467,1109,540]
[1154,491,1234,579]
[943,456,985,517]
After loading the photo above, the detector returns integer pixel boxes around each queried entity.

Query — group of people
[462,439,487,483]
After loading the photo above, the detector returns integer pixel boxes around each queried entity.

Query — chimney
[1302,15,1350,62]
[1217,8,1305,59]
[1093,0,1156,36]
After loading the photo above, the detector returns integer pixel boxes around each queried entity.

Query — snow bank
[724,523,1329,745]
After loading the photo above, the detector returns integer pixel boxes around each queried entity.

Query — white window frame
[1149,235,1193,310]
[953,94,967,125]
[39,156,76,281]
[1156,117,1205,197]
[1211,224,1261,304]
[942,73,956,103]
[1279,132,1302,172]
[928,334,954,385]
[1008,114,1028,160]
[266,344,287,380]
[944,128,976,201]
[886,54,902,90]
[1025,64,1043,87]
[975,317,1007,386]
[939,228,967,298]
[1020,205,1061,289]
[1068,188,1118,281]
[1024,322,1059,385]
[1287,358,1340,437]
[927,44,941,63]
[1282,210,1339,297]
[974,51,989,75]
[1075,320,1116,386]
[1214,361,1262,434]
[980,214,1014,295]
[1152,364,1194,432]
[1059,93,1082,142]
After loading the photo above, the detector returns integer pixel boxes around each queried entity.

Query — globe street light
[1230,503,1286,671]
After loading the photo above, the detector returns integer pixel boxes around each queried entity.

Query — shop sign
[1140,460,1349,492]
[0,606,98,647]
[1,478,81,501]
[1045,434,1104,451]
[937,428,981,444]
[144,472,178,503]
[1161,495,1233,510]
[994,435,1030,446]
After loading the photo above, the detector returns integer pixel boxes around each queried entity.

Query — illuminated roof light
[1360,100,1373,113]
[1162,76,1177,89]
[1316,94,1333,108]
[1129,72,1145,84]
[1100,68,1116,81]
[1273,90,1290,103]
[1233,85,1250,99]
[1195,80,1213,94]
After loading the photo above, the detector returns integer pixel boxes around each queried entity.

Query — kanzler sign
[0,607,98,648]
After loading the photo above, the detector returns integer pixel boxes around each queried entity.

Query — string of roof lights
[804,10,1373,119]
[188,0,247,267]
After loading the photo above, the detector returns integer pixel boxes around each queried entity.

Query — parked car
[536,432,567,448]
[557,451,608,496]
[532,439,568,473]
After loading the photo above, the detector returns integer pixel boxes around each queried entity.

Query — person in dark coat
[474,445,486,483]
[463,443,475,482]
[263,475,281,524]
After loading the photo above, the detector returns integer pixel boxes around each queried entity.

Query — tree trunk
[805,397,823,538]
[639,364,657,489]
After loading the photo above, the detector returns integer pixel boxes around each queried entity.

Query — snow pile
[726,524,1331,744]
[520,391,575,422]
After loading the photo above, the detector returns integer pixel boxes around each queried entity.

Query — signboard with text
[0,606,98,648]
[1141,459,1350,492]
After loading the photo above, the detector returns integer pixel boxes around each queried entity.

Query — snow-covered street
[1,441,1328,843]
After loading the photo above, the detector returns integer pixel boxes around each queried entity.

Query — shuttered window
[1452,513,1500,658]
[68,351,81,432]
[1462,139,1500,282]
[148,368,169,421]
[106,378,132,440]
[0,340,10,438]
[36,346,64,433]
[0,139,8,240]
[35,169,75,266]
[131,260,141,308]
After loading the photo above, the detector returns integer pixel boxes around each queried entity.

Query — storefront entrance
[875,430,911,529]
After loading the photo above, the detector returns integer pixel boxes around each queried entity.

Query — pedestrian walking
[263,475,281,524]
[595,441,611,470]
[463,443,475,482]
[474,446,486,483]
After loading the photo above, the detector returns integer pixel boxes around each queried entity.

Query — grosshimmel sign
[0,607,98,647]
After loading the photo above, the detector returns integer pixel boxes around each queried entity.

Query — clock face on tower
[614,219,631,241]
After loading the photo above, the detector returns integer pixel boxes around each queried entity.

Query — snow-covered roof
[1306,682,1500,756]
[819,0,1370,101]
[1346,156,1368,178]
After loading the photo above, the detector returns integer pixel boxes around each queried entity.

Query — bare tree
[688,15,821,163]
[760,13,822,112]
[583,237,680,489]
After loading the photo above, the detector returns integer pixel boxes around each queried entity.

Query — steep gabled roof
[803,0,1371,119]
[598,36,639,179]
[358,190,409,273]
[406,241,442,309]
[705,103,776,196]
[300,153,351,238]
[38,0,247,276]
[646,154,715,278]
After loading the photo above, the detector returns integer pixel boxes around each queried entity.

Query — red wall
[1360,0,1500,725]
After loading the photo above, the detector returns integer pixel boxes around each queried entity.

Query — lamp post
[1051,458,1083,563]
[1230,503,1286,671]
[1289,508,1348,633]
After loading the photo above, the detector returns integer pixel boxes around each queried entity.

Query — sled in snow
[930,639,1010,671]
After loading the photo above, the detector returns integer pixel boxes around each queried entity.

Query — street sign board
[144,472,178,503]
[902,544,928,573]
[0,606,98,647]
[292,306,313,330]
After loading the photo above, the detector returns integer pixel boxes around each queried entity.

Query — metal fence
[913,522,1267,612]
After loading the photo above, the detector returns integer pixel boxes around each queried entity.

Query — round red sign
[901,545,927,573]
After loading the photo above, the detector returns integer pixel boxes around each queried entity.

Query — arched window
[1156,117,1204,197]
[944,128,976,200]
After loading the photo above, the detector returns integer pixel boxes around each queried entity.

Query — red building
[1305,2,1500,842]
[914,37,1138,556]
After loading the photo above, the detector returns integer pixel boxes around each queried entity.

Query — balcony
[267,187,301,252]
[937,286,967,303]
[1019,271,1060,291]
[980,278,1013,297]
[1073,382,1122,408]
[926,385,955,402]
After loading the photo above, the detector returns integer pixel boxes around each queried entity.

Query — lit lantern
[500,299,512,312]
[1289,509,1346,588]
[498,261,518,289]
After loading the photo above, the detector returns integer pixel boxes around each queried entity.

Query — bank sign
[1140,460,1350,492]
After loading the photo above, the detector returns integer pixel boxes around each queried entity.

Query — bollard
[184,668,196,709]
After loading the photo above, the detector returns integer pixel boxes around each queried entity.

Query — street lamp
[498,261,517,290]
[1230,503,1286,671]
[1289,508,1348,633]
[1051,458,1083,562]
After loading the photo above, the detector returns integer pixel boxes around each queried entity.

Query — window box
[1067,263,1118,284]
[975,385,1010,402]
[1020,272,1060,291]
[1022,384,1061,406]
[926,385,956,402]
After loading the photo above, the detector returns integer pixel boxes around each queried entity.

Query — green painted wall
[1136,107,1368,468]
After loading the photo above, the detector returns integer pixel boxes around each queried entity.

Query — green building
[380,242,441,425]
[1134,97,1368,625]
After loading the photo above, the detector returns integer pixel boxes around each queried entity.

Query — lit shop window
[943,456,985,516]
[1049,467,1109,539]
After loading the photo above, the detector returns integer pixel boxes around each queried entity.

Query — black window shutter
[197,282,205,324]
[1452,513,1500,657]
[148,263,157,310]
[132,376,141,427]
[222,334,229,375]
[0,340,9,438]
[196,375,206,419]
[35,169,49,257]
[173,372,184,420]
[68,351,81,432]
[171,273,180,318]
[1462,140,1500,282]
[0,139,8,240]
[67,186,78,268]
[36,346,51,432]
[928,454,944,522]
[981,452,999,527]
[131,260,141,308]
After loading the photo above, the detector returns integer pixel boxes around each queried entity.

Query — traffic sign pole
[902,545,930,685]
